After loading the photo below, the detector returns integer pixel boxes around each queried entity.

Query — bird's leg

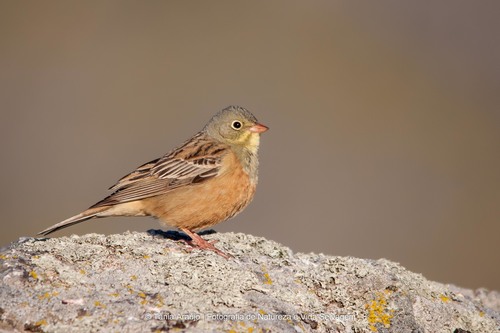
[180,228,233,259]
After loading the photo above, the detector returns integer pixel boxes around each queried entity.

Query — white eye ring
[231,120,242,130]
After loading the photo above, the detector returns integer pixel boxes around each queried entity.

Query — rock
[0,231,498,332]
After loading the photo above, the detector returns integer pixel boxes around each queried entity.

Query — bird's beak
[249,123,269,133]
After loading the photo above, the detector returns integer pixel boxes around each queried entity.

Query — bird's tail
[38,206,111,236]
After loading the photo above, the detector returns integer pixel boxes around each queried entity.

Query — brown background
[1,1,499,290]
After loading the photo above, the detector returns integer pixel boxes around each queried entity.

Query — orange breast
[142,151,256,231]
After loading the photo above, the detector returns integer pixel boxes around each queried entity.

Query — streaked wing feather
[109,158,160,191]
[92,178,174,207]
[152,157,220,179]
[90,133,228,208]
[151,134,226,180]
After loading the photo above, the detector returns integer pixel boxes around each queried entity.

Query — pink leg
[180,228,233,259]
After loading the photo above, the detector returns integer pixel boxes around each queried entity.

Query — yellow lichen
[439,294,450,303]
[37,291,58,300]
[38,292,50,300]
[261,266,273,285]
[366,291,394,332]
[154,294,165,307]
[228,321,259,333]
[94,301,106,308]
[35,319,47,326]
[125,284,134,294]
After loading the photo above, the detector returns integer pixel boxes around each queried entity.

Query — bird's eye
[231,120,242,130]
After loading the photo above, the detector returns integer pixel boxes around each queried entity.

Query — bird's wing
[90,133,228,207]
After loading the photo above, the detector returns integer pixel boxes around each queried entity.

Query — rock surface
[0,231,498,333]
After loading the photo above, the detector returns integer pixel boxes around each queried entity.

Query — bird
[38,105,268,258]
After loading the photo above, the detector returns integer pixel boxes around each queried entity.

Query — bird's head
[204,106,268,151]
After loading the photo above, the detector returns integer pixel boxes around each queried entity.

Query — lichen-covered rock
[0,231,498,332]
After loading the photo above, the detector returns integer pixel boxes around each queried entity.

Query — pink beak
[249,123,269,133]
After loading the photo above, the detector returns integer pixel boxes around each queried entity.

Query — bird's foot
[179,228,233,259]
[187,238,233,259]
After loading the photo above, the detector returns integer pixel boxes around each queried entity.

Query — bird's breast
[143,151,257,231]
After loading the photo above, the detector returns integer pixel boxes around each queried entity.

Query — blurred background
[1,1,498,290]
